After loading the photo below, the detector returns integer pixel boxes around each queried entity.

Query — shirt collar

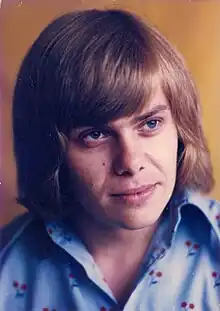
[44,189,220,266]
[165,188,220,246]
[182,189,220,241]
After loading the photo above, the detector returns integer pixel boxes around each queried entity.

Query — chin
[118,213,161,231]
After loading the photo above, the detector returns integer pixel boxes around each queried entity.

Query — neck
[72,211,158,262]
[70,211,159,305]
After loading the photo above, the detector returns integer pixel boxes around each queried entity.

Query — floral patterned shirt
[0,190,220,311]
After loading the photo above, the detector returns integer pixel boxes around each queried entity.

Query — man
[0,9,219,311]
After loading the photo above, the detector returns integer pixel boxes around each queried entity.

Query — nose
[113,136,145,176]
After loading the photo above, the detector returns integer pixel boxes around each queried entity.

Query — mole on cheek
[102,162,106,166]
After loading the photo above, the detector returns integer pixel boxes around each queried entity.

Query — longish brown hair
[12,9,214,219]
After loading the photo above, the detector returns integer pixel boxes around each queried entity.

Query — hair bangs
[55,11,160,134]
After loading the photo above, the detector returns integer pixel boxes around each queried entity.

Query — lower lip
[111,185,157,206]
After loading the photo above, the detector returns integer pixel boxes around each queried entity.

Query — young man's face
[67,88,178,230]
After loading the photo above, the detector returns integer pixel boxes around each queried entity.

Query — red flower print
[13,280,19,288]
[212,271,220,288]
[185,240,192,247]
[68,273,78,288]
[185,240,200,256]
[148,269,163,286]
[216,214,220,227]
[156,271,162,277]
[181,301,195,310]
[48,228,53,235]
[69,274,73,279]
[20,284,27,290]
[212,272,217,278]
[42,308,56,311]
[13,280,28,297]
[193,244,199,250]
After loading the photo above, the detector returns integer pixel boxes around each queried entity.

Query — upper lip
[111,184,155,196]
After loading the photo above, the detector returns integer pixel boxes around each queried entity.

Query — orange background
[1,0,220,226]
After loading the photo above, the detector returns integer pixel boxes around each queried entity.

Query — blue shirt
[0,189,220,311]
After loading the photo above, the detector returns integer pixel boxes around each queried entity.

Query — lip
[111,184,155,196]
[110,184,157,206]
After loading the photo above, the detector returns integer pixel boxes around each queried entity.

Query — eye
[79,130,110,146]
[141,118,163,133]
[145,119,160,129]
[86,131,104,140]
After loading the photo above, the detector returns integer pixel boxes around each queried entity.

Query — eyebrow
[133,104,169,123]
[71,104,169,132]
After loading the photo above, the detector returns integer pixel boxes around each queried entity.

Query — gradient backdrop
[1,0,220,225]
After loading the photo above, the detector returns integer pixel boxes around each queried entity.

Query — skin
[67,88,178,230]
[66,87,178,303]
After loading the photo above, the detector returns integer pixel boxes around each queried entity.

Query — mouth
[110,184,158,205]
[111,184,156,196]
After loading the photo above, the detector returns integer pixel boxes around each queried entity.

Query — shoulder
[1,212,33,250]
[186,190,220,221]
[0,212,54,263]
[182,190,220,243]
[0,214,66,310]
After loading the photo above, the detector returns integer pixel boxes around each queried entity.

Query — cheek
[149,128,178,175]
[67,150,109,191]
[160,131,178,177]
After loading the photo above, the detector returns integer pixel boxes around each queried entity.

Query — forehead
[108,88,169,126]
[137,87,169,113]
[70,87,170,132]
